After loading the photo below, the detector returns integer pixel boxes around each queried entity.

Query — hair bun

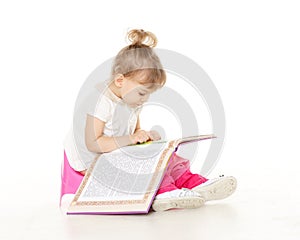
[127,29,157,48]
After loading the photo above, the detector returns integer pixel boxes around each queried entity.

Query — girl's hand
[147,130,161,141]
[130,130,162,144]
[130,130,150,144]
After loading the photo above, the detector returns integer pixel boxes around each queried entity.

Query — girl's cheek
[123,94,137,104]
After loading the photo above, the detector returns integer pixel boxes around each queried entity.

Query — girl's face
[121,79,152,108]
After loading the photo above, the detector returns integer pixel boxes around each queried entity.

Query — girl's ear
[114,74,125,88]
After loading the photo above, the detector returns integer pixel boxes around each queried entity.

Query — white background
[0,1,299,240]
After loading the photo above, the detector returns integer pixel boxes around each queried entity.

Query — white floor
[1,155,299,240]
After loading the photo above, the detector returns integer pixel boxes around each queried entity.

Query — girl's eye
[139,92,146,96]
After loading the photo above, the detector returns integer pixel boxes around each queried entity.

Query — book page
[77,141,167,202]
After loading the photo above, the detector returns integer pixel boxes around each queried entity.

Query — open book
[67,134,216,215]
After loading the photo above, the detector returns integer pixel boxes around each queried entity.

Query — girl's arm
[134,116,141,133]
[85,115,152,153]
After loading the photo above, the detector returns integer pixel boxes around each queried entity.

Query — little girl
[63,29,237,211]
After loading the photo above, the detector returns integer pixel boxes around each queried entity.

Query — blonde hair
[111,29,166,90]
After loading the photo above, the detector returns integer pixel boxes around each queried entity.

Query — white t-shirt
[64,80,142,171]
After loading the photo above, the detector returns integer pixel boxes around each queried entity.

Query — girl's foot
[192,176,237,201]
[152,188,205,212]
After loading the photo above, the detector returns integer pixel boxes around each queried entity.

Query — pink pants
[60,151,84,205]
[60,151,207,203]
[156,152,207,195]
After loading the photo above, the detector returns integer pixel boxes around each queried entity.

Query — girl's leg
[156,153,180,195]
[156,172,178,195]
[169,153,208,189]
[175,169,208,189]
[152,153,205,211]
[168,153,237,201]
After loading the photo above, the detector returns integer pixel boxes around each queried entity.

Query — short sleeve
[91,95,112,122]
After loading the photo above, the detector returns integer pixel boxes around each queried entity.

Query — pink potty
[60,151,84,205]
